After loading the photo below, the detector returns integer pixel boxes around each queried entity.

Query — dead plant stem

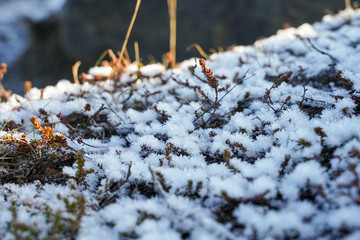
[167,0,177,62]
[118,0,142,64]
[345,0,352,9]
[134,41,140,63]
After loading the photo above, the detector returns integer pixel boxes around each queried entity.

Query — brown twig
[298,86,308,109]
[263,71,293,114]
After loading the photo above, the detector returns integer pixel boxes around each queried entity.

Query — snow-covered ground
[1,8,360,240]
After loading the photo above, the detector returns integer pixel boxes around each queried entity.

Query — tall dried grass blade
[0,113,12,132]
[134,41,140,63]
[72,61,82,85]
[167,0,177,62]
[118,0,142,65]
[345,0,352,9]
[94,50,109,67]
[124,47,131,63]
[186,43,209,58]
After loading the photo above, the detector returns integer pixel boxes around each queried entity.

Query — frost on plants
[0,116,77,184]
[1,8,360,240]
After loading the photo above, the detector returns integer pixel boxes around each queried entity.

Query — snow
[88,66,113,77]
[140,64,166,78]
[1,8,360,240]
[0,0,67,23]
[0,0,67,65]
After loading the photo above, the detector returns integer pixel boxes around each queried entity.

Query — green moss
[7,186,86,240]
[297,139,312,147]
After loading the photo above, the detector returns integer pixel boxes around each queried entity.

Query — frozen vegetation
[0,8,360,240]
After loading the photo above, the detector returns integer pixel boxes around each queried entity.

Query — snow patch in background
[0,0,67,64]
[0,0,67,23]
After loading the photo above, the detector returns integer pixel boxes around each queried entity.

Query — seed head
[199,59,219,89]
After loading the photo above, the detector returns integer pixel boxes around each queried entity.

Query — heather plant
[0,116,93,185]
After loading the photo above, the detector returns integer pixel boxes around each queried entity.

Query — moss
[183,180,204,200]
[119,231,139,239]
[7,186,86,240]
[154,171,171,192]
[74,152,95,184]
[8,202,41,240]
[297,139,312,148]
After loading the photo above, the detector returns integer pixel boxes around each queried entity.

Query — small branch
[88,104,106,122]
[307,38,337,63]
[297,35,337,64]
[99,162,132,208]
[297,86,308,109]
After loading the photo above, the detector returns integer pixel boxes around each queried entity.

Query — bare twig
[88,104,106,122]
[297,86,308,109]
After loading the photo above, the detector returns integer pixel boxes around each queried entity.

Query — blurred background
[0,0,347,93]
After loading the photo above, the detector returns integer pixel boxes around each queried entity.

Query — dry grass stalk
[186,43,208,58]
[72,61,82,85]
[117,0,142,65]
[134,41,140,63]
[167,0,177,62]
[124,47,131,63]
[94,50,109,67]
[345,0,352,9]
